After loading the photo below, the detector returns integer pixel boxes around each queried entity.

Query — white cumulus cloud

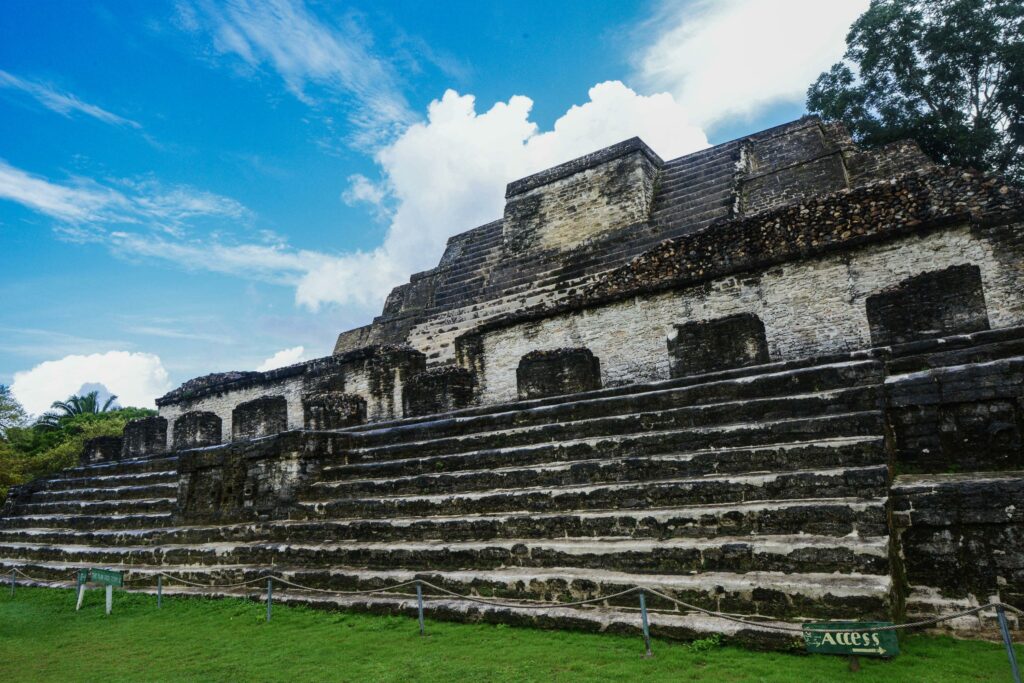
[635,0,868,127]
[295,80,709,311]
[3,81,710,324]
[11,351,173,416]
[341,174,386,207]
[256,345,307,371]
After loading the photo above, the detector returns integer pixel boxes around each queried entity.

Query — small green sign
[77,568,123,587]
[803,622,899,658]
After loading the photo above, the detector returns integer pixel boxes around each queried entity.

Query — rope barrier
[7,565,1023,635]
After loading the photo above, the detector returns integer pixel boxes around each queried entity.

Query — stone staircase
[0,354,892,648]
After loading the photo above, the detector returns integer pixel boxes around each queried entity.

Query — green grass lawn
[0,587,1021,682]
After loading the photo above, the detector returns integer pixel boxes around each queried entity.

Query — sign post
[803,622,899,660]
[75,568,123,615]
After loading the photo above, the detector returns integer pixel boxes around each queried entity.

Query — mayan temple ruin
[3,116,1023,648]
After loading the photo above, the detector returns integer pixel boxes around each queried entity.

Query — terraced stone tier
[0,350,894,648]
[0,497,888,547]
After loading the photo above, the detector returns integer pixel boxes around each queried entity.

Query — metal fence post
[157,575,162,609]
[416,582,426,636]
[9,570,14,597]
[266,578,273,623]
[996,604,1022,683]
[639,590,653,658]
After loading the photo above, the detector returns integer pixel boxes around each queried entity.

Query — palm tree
[36,391,118,429]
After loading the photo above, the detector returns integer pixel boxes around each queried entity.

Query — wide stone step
[42,470,177,492]
[0,497,887,547]
[55,456,178,479]
[29,482,177,503]
[0,533,889,575]
[329,412,884,486]
[341,355,877,436]
[10,497,176,517]
[302,466,888,520]
[1,558,889,622]
[322,434,883,484]
[343,389,882,463]
[1,563,801,650]
[0,512,173,531]
[311,438,888,499]
[348,361,883,449]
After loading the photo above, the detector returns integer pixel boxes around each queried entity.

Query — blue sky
[0,0,868,414]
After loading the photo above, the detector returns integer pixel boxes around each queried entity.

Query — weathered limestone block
[892,473,1024,609]
[886,357,1024,473]
[172,411,222,450]
[669,313,769,378]
[176,431,343,523]
[121,416,167,458]
[866,264,990,347]
[79,435,123,466]
[303,392,366,430]
[232,396,288,440]
[516,348,601,400]
[403,367,475,417]
[502,138,661,255]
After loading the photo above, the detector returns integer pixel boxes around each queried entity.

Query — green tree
[807,0,1024,182]
[36,390,119,429]
[0,385,27,437]
[0,406,155,503]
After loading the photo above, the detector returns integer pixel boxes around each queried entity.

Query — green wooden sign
[803,622,899,658]
[77,568,123,587]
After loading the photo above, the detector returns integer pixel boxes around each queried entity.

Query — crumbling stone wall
[334,118,943,366]
[892,473,1024,611]
[159,372,305,446]
[458,223,1024,405]
[886,347,1024,474]
[516,348,601,399]
[121,416,167,458]
[176,431,342,523]
[157,346,426,442]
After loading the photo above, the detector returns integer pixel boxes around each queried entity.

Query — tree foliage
[0,385,27,437]
[36,390,119,429]
[0,397,154,503]
[807,0,1024,182]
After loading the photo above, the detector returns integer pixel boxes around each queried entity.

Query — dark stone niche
[121,416,167,459]
[866,264,990,347]
[669,313,769,378]
[79,435,123,467]
[516,348,602,400]
[172,411,222,450]
[232,396,288,440]
[403,367,476,417]
[303,392,367,430]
